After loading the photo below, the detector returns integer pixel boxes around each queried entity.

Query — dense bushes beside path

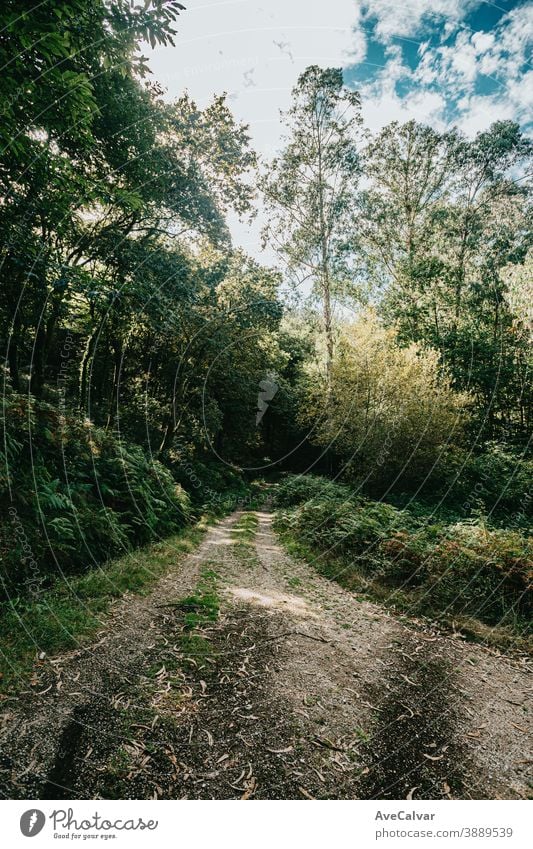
[1,394,192,596]
[274,475,532,631]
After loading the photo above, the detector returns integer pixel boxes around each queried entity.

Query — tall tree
[362,119,532,438]
[0,0,185,395]
[262,66,362,387]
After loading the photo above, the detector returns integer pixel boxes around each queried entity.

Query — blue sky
[347,1,532,136]
[147,0,532,254]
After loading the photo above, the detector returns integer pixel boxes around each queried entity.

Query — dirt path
[1,510,531,799]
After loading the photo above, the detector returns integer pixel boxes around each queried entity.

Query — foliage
[0,0,184,161]
[424,523,532,626]
[262,66,362,383]
[360,119,532,440]
[1,31,531,639]
[275,473,354,507]
[275,474,532,631]
[0,393,190,594]
[299,313,469,488]
[0,0,278,599]
[427,443,533,527]
[501,249,533,341]
[169,454,248,511]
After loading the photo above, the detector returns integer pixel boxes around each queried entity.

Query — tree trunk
[7,314,21,391]
[322,276,334,390]
[106,339,122,429]
[30,320,46,397]
[79,329,98,414]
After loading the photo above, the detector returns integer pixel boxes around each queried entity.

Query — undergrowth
[273,474,532,646]
[0,516,219,694]
[0,395,191,595]
[0,395,253,599]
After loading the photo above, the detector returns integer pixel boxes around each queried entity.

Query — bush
[168,452,248,511]
[425,523,532,625]
[0,394,191,595]
[428,443,532,525]
[275,474,532,631]
[274,473,354,507]
[299,314,469,489]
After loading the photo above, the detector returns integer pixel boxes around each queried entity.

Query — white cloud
[360,55,446,130]
[449,33,478,83]
[464,2,533,83]
[496,3,533,62]
[506,70,533,120]
[363,86,446,130]
[407,1,533,129]
[143,0,532,256]
[360,0,474,41]
[456,94,515,137]
[478,52,500,77]
[471,31,494,53]
[417,31,484,100]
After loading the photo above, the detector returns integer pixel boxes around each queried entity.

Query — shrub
[274,473,354,507]
[299,314,469,489]
[425,523,532,625]
[428,443,533,525]
[168,452,247,511]
[0,394,191,595]
[275,474,532,631]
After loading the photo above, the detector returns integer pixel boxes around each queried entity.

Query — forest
[0,0,531,803]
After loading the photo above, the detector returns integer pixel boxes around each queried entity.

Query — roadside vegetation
[0,514,223,694]
[274,475,532,647]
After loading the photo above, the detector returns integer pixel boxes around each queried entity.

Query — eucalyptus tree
[262,66,362,387]
[363,119,532,437]
[360,120,460,336]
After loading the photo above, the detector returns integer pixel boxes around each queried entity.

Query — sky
[146,0,533,255]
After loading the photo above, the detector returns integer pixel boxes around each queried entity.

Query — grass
[174,565,220,666]
[273,474,532,649]
[169,567,219,631]
[276,524,532,654]
[287,576,301,588]
[231,511,259,547]
[230,510,260,567]
[0,514,219,695]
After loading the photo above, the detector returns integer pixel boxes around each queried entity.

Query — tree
[262,66,362,388]
[360,120,460,320]
[301,312,469,489]
[362,119,532,438]
[1,0,257,413]
[0,0,186,395]
[501,249,533,342]
[154,249,284,458]
[0,0,184,160]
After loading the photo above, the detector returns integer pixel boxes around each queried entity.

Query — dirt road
[1,510,531,799]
